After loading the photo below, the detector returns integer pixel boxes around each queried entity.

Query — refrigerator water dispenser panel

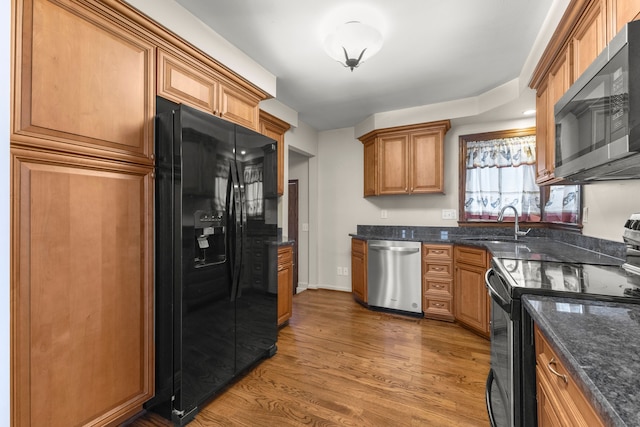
[193,209,226,267]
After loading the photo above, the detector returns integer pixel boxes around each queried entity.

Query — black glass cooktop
[492,258,640,301]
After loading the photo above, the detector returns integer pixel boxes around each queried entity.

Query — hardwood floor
[129,289,490,426]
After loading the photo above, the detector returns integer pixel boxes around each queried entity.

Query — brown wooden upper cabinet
[12,0,156,166]
[530,0,640,185]
[259,110,291,196]
[358,120,451,196]
[158,47,262,131]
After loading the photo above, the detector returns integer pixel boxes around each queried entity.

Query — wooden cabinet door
[455,262,489,337]
[409,129,444,193]
[259,110,290,196]
[540,50,570,184]
[610,0,640,37]
[572,0,606,81]
[11,148,154,427]
[363,139,377,196]
[14,0,155,165]
[536,82,550,182]
[277,246,293,326]
[351,239,367,303]
[378,133,409,194]
[157,48,218,114]
[219,80,261,131]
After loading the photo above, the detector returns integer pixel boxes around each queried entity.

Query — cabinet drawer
[422,244,452,260]
[424,279,452,296]
[423,297,454,321]
[278,246,293,267]
[535,326,604,426]
[454,245,487,268]
[424,261,453,278]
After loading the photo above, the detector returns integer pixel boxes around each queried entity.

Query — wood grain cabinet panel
[157,47,261,130]
[358,121,450,196]
[259,110,291,196]
[157,48,218,113]
[610,0,640,36]
[423,244,454,321]
[277,245,294,326]
[572,0,606,81]
[535,325,605,426]
[11,148,154,427]
[14,0,155,165]
[351,238,368,303]
[454,246,490,338]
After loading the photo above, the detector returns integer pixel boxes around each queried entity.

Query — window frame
[458,127,583,231]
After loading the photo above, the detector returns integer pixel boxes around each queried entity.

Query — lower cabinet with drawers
[422,244,455,321]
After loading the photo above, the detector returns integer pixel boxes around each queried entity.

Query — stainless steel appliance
[485,231,640,426]
[554,20,640,182]
[367,240,422,314]
[147,101,278,425]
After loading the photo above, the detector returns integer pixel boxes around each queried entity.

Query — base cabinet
[11,148,154,427]
[277,245,294,326]
[535,325,605,426]
[351,238,368,303]
[422,244,454,321]
[454,246,490,338]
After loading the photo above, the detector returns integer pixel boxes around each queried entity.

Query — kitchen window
[458,127,581,228]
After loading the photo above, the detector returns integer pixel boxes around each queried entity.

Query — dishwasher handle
[369,245,420,253]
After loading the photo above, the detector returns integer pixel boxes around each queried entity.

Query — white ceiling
[175,0,554,131]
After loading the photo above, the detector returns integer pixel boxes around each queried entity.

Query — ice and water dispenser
[193,209,226,267]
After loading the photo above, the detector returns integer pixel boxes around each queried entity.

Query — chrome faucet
[497,205,531,240]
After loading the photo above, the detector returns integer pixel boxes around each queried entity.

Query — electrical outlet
[441,209,457,220]
[381,210,388,219]
[343,267,348,276]
[302,223,309,232]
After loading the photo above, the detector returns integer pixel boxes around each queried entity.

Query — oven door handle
[485,368,498,427]
[485,268,511,312]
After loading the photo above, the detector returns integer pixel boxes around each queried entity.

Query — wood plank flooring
[128,289,490,426]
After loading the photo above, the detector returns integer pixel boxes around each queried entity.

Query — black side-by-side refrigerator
[146,101,278,425]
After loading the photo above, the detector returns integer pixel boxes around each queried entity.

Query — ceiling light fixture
[323,21,383,71]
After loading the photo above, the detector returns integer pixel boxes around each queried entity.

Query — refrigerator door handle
[235,161,248,299]
[229,161,243,302]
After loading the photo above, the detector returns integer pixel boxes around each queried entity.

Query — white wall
[2,0,11,421]
[583,180,640,242]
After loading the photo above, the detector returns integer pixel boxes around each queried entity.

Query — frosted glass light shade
[323,21,383,70]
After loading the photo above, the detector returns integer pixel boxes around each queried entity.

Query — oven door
[485,268,513,427]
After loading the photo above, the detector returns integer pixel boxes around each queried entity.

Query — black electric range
[492,257,640,303]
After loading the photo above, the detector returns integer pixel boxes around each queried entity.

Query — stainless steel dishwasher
[367,240,422,314]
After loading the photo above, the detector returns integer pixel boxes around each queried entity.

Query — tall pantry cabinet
[11,0,271,426]
[11,1,155,426]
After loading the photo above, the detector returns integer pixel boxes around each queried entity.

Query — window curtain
[243,164,263,218]
[464,135,541,221]
[543,184,580,223]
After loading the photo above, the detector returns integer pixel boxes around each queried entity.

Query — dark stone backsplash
[354,225,626,260]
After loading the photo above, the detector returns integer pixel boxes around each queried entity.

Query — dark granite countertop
[349,233,623,265]
[523,295,640,427]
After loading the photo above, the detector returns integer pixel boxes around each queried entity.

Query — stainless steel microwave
[554,20,640,182]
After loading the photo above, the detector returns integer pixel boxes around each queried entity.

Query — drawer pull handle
[433,250,443,254]
[547,358,568,384]
[433,267,444,271]
[434,303,444,307]
[434,284,444,288]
